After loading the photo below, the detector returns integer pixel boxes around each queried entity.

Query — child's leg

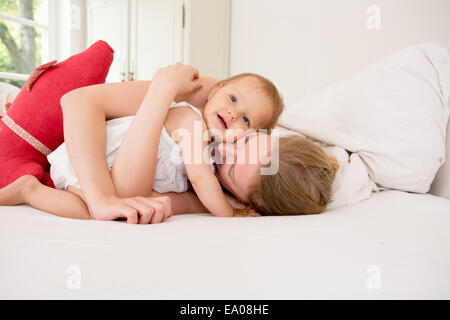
[0,175,92,220]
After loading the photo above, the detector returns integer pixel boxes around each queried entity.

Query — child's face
[214,132,276,203]
[203,77,274,142]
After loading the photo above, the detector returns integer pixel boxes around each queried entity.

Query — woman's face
[203,77,274,142]
[214,132,276,203]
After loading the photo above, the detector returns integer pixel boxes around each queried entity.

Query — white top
[48,101,214,193]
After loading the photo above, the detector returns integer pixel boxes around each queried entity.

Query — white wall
[230,0,450,105]
[70,0,87,54]
[53,0,86,61]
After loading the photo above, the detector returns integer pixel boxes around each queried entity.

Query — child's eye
[243,115,250,127]
[229,95,237,104]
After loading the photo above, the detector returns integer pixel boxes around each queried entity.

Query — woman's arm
[109,82,176,197]
[61,81,174,220]
[61,64,211,220]
[61,76,215,201]
[61,81,152,205]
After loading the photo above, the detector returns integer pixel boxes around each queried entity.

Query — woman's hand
[90,196,173,224]
[67,186,173,224]
[151,62,203,96]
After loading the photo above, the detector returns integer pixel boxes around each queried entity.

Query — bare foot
[0,175,39,206]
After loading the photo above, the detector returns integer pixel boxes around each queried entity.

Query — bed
[1,43,450,300]
[1,189,449,299]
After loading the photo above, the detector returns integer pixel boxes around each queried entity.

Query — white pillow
[0,82,20,116]
[278,42,450,194]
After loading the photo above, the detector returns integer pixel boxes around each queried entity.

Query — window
[0,0,52,88]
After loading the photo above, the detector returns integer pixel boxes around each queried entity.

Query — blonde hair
[247,135,340,216]
[219,73,284,132]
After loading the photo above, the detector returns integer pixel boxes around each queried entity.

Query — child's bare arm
[167,108,234,217]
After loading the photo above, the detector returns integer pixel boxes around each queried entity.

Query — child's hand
[151,62,203,96]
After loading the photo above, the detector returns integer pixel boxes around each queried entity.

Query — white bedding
[1,190,449,299]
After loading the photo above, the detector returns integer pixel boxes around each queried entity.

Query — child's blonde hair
[219,73,284,132]
[247,135,340,216]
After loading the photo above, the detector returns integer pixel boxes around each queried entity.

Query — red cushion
[0,40,114,188]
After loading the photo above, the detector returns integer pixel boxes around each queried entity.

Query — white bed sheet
[1,190,449,299]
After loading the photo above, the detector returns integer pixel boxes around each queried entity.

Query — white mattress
[1,190,449,299]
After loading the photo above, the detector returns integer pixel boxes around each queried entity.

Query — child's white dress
[47,101,214,193]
